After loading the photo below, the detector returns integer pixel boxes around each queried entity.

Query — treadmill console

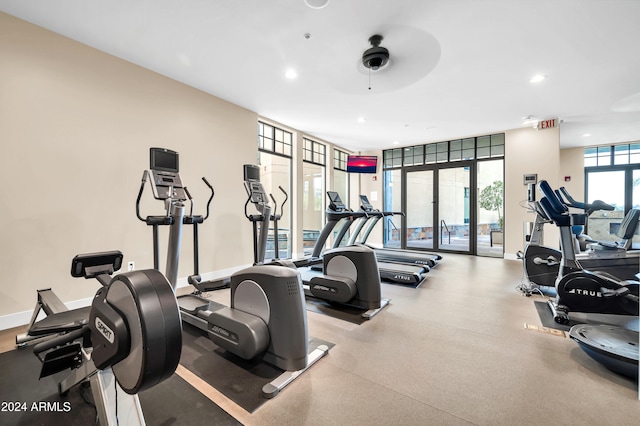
[327,191,347,212]
[359,195,374,212]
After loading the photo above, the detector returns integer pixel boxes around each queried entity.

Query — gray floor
[3,254,639,425]
[200,254,640,425]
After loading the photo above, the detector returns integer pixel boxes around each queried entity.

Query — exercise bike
[518,185,640,295]
[136,148,329,398]
[536,180,639,324]
[24,251,182,425]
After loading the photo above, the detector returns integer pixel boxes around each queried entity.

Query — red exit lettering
[538,119,557,130]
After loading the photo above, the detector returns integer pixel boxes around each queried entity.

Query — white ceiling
[2,0,640,152]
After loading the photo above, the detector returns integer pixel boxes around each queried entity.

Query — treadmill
[311,191,428,286]
[343,195,442,268]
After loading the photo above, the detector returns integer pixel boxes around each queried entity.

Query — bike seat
[29,306,91,336]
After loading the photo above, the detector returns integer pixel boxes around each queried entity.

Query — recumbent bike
[20,251,182,425]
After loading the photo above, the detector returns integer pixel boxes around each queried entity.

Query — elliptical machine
[24,251,182,425]
[136,148,328,398]
[536,180,639,324]
[240,167,390,320]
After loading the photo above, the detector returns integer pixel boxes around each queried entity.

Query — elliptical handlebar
[278,186,288,218]
[201,177,214,221]
[244,195,252,220]
[184,186,194,218]
[268,186,288,219]
[182,178,215,224]
[135,171,149,222]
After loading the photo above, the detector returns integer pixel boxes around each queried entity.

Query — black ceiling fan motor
[362,35,389,70]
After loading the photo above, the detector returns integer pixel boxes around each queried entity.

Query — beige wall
[559,147,585,200]
[0,12,258,323]
[504,126,561,256]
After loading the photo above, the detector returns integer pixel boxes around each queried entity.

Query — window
[584,146,613,167]
[385,134,504,168]
[383,169,403,247]
[334,149,348,171]
[333,149,349,213]
[477,134,505,159]
[383,148,403,168]
[257,121,292,260]
[258,121,292,157]
[436,142,449,163]
[450,138,475,161]
[303,138,325,166]
[302,138,326,254]
[584,143,640,246]
[403,145,424,166]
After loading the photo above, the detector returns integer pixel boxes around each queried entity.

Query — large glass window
[257,121,292,260]
[477,159,504,257]
[586,170,626,244]
[383,169,402,247]
[259,121,292,156]
[584,143,640,247]
[333,149,349,210]
[302,139,326,254]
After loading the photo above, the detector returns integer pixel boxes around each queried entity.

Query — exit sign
[537,118,558,130]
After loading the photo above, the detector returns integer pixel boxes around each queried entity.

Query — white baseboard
[0,296,95,332]
[504,252,521,261]
[1,265,250,332]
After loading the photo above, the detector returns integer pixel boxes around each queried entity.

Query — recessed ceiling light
[304,0,330,9]
[522,116,538,126]
[357,117,366,123]
[530,74,546,83]
[393,141,400,145]
[285,69,298,79]
[583,133,592,137]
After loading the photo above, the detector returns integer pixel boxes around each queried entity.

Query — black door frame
[402,161,477,254]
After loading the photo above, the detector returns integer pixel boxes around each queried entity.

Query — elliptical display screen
[150,148,179,173]
[244,164,260,182]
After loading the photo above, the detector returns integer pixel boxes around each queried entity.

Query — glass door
[438,166,471,252]
[405,169,434,250]
[404,165,473,254]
